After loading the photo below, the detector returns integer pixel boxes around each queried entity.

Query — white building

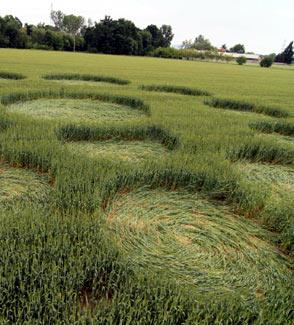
[223,52,261,63]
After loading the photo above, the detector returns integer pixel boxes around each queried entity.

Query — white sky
[1,0,293,54]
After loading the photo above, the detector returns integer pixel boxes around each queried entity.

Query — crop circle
[106,187,292,299]
[6,99,145,124]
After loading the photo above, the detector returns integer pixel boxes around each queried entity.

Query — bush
[236,56,247,65]
[260,56,274,68]
[150,47,235,62]
[151,47,181,59]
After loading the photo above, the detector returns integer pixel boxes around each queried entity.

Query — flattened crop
[0,163,49,206]
[66,140,168,164]
[106,188,292,299]
[7,99,145,124]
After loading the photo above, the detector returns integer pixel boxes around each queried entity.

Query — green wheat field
[0,48,293,324]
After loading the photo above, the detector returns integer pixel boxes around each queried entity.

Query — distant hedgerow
[0,71,26,80]
[57,124,179,150]
[249,121,294,137]
[42,73,130,85]
[140,84,211,97]
[204,98,288,118]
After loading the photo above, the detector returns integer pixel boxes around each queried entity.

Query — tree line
[182,35,246,54]
[0,12,292,64]
[0,12,174,55]
[181,35,293,65]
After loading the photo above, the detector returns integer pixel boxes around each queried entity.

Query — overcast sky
[1,0,293,54]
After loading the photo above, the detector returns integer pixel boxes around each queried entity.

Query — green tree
[0,17,9,47]
[0,15,26,48]
[230,44,245,53]
[181,35,214,51]
[160,25,174,47]
[44,30,64,50]
[181,39,193,49]
[260,56,274,68]
[268,53,276,61]
[236,56,247,65]
[30,26,46,46]
[193,35,214,51]
[145,25,163,48]
[275,42,293,64]
[84,16,141,55]
[50,10,64,31]
[139,30,153,54]
[63,14,85,52]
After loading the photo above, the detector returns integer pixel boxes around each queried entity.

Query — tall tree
[139,30,153,54]
[63,14,85,52]
[181,35,214,51]
[275,41,293,64]
[0,15,26,48]
[50,10,64,31]
[193,35,214,50]
[160,25,174,47]
[145,25,163,48]
[84,16,142,55]
[0,13,174,55]
[84,16,116,54]
[229,44,245,53]
[181,39,193,49]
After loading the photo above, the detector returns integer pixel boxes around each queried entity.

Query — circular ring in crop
[106,187,293,300]
[0,163,49,206]
[5,98,146,124]
[42,73,130,85]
